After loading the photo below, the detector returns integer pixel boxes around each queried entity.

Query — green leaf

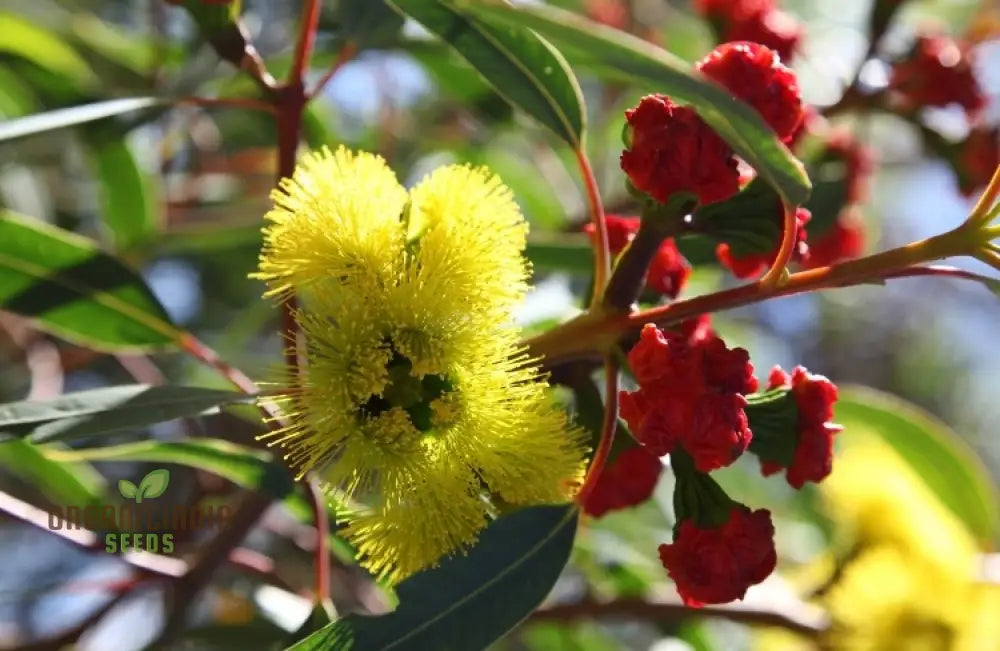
[0,210,177,350]
[337,0,406,48]
[525,233,593,275]
[692,177,783,257]
[463,1,811,206]
[0,384,252,444]
[138,468,170,501]
[69,14,157,77]
[89,140,160,250]
[118,478,138,499]
[388,0,585,148]
[0,439,105,508]
[289,504,578,650]
[836,386,1000,544]
[0,12,96,89]
[42,438,305,517]
[0,97,161,142]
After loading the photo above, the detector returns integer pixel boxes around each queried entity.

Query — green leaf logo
[118,468,170,503]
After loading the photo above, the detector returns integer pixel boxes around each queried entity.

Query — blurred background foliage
[0,0,998,649]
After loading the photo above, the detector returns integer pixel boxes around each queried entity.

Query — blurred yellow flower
[819,441,1000,650]
[255,147,586,583]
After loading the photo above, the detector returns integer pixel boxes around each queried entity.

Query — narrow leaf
[289,504,578,650]
[0,97,161,142]
[0,440,105,508]
[837,386,1000,544]
[0,12,96,88]
[0,384,252,444]
[43,438,308,519]
[89,140,159,250]
[0,210,177,350]
[389,0,585,147]
[463,1,811,206]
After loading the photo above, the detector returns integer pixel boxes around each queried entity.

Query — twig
[6,590,131,651]
[289,0,323,85]
[531,595,828,636]
[307,480,332,606]
[0,488,186,578]
[310,41,358,99]
[173,96,276,113]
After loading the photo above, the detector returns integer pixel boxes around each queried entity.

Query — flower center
[359,349,453,432]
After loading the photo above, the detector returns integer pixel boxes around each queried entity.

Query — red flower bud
[619,389,690,456]
[889,35,985,119]
[585,214,639,255]
[700,336,760,394]
[694,0,801,62]
[697,42,803,141]
[956,127,999,197]
[659,506,777,606]
[758,365,842,488]
[823,131,876,205]
[687,393,753,472]
[620,324,757,467]
[621,95,741,206]
[647,238,692,298]
[582,446,663,517]
[804,210,864,269]
[585,0,629,29]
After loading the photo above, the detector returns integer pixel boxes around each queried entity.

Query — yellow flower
[256,147,587,583]
[819,440,995,650]
[821,441,976,576]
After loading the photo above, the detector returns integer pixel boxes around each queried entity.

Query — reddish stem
[310,41,359,99]
[575,356,619,506]
[574,147,610,307]
[306,480,331,606]
[289,0,322,84]
[174,96,276,113]
[177,332,259,395]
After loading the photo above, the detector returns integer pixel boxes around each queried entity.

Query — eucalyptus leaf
[0,211,176,349]
[389,0,585,148]
[289,504,578,650]
[0,384,252,443]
